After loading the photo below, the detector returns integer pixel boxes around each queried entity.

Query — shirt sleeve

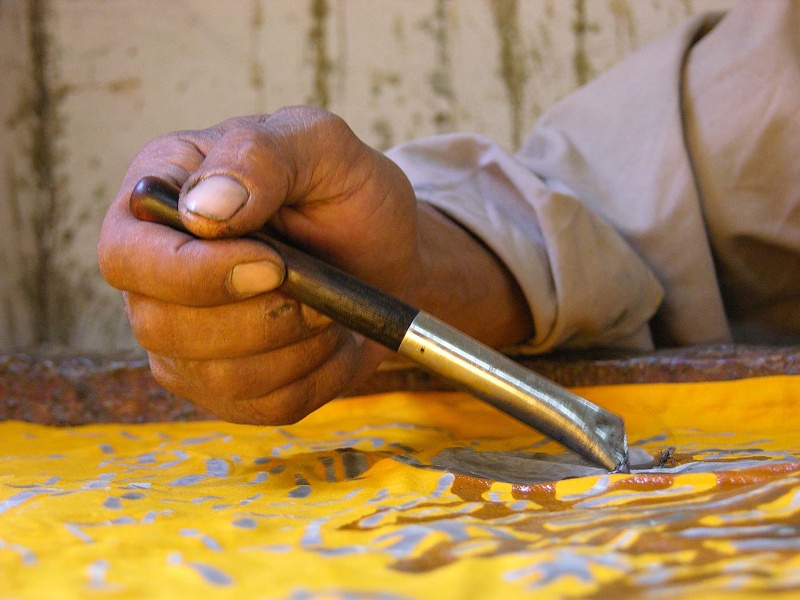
[386,133,663,352]
[681,0,800,345]
[388,8,743,352]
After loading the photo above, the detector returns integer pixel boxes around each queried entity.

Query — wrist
[409,201,534,348]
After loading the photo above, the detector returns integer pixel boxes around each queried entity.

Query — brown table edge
[1,344,798,425]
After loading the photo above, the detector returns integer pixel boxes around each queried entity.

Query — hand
[99,107,421,423]
[99,106,533,425]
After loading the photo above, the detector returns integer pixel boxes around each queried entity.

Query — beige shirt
[387,0,800,352]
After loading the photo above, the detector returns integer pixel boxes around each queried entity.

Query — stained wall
[0,0,737,351]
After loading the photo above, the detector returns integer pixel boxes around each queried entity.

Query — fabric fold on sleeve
[517,11,731,346]
[386,134,663,353]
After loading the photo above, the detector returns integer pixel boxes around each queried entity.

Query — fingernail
[301,304,333,329]
[185,176,248,220]
[229,261,285,297]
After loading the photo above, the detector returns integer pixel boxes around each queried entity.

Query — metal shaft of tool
[399,313,627,471]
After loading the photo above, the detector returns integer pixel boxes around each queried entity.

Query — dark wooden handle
[130,177,419,351]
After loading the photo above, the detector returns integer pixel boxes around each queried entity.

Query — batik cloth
[2,377,799,598]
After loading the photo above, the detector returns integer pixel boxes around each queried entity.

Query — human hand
[99,107,420,424]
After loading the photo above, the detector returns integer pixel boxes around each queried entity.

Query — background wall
[1,0,737,352]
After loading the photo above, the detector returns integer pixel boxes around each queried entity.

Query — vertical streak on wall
[307,0,332,109]
[609,0,637,58]
[334,1,348,109]
[572,0,593,85]
[2,164,26,346]
[29,0,58,344]
[250,0,266,110]
[489,0,528,150]
[428,0,454,132]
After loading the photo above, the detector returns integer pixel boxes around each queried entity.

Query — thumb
[177,108,363,241]
[177,117,295,239]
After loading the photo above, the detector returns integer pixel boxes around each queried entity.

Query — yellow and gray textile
[2,377,799,598]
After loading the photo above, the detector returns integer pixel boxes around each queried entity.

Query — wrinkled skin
[99,107,532,425]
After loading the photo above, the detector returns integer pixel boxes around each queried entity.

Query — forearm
[410,201,534,348]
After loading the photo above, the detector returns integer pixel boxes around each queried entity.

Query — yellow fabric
[1,377,799,599]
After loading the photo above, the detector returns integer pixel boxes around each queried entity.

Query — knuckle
[125,294,229,361]
[224,124,267,148]
[131,132,189,168]
[272,106,351,141]
[272,105,329,122]
[96,240,117,285]
[151,356,251,411]
[122,293,151,344]
[188,362,248,404]
[123,294,172,354]
[215,115,262,133]
[243,385,316,426]
[147,354,194,401]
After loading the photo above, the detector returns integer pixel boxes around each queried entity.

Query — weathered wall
[1,0,737,352]
[1,2,39,348]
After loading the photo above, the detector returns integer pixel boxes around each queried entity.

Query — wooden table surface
[1,344,798,425]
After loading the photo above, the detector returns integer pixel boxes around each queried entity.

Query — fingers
[98,108,412,426]
[100,108,416,309]
[99,124,287,307]
[99,109,346,307]
[124,291,332,360]
[147,330,368,425]
[101,217,285,306]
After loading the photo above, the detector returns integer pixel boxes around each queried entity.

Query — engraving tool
[130,176,628,471]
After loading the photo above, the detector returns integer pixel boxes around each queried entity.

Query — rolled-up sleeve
[386,133,663,352]
[387,5,757,351]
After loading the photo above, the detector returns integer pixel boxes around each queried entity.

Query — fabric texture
[2,378,800,598]
[388,0,800,351]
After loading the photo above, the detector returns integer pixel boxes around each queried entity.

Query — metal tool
[130,176,628,471]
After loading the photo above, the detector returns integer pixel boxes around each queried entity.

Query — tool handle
[130,177,419,351]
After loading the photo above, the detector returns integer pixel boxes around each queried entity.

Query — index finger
[99,133,285,306]
[100,204,284,307]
